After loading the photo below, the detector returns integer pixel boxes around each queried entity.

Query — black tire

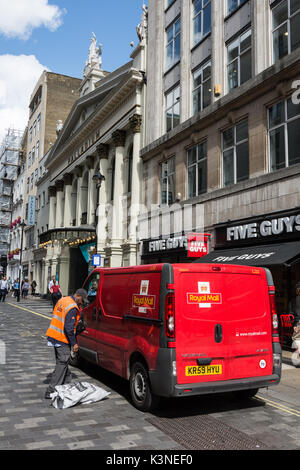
[129,361,160,412]
[233,388,259,400]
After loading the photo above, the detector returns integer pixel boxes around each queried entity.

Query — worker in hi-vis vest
[45,288,88,399]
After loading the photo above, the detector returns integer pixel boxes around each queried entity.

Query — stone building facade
[139,0,300,323]
[34,32,147,296]
[22,71,81,283]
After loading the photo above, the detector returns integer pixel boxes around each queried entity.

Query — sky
[0,0,146,144]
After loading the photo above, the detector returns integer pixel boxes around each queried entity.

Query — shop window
[166,85,180,132]
[272,0,300,63]
[166,17,181,71]
[268,97,300,171]
[193,0,211,46]
[222,119,249,187]
[192,61,212,115]
[227,0,247,15]
[160,157,175,205]
[227,29,252,91]
[187,140,207,198]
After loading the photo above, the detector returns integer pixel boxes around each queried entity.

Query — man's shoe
[44,391,53,399]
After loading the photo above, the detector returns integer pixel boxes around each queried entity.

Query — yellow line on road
[256,395,300,418]
[6,302,52,320]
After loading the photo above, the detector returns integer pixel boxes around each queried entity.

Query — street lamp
[17,221,26,302]
[92,171,105,255]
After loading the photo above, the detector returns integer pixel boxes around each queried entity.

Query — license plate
[185,364,222,376]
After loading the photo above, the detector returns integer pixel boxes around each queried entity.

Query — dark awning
[194,241,300,267]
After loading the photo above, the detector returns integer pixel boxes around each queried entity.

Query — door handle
[215,324,223,343]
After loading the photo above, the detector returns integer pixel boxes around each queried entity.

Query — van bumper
[148,348,281,398]
[172,374,280,397]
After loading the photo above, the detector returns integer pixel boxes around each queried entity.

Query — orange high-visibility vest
[46,296,80,345]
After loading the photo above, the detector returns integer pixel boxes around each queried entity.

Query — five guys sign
[187,233,211,258]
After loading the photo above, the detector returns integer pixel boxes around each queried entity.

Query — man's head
[74,288,88,306]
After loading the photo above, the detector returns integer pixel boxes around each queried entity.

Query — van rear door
[173,265,273,386]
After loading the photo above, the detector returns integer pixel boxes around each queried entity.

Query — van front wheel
[129,362,159,412]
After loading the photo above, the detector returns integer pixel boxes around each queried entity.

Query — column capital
[96,143,109,159]
[112,130,126,148]
[73,165,83,178]
[63,173,73,186]
[86,155,95,169]
[48,186,57,197]
[55,180,64,192]
[129,114,142,134]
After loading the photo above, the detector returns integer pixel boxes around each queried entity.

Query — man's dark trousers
[46,344,72,395]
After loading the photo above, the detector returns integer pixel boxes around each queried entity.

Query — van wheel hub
[133,371,146,400]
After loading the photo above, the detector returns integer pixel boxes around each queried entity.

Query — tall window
[228,0,247,15]
[222,119,249,187]
[110,157,115,201]
[272,0,300,62]
[160,157,175,205]
[32,147,35,165]
[192,61,212,114]
[166,18,181,70]
[36,141,40,159]
[166,85,180,132]
[187,141,207,198]
[193,0,211,45]
[227,29,252,91]
[268,97,300,171]
[127,145,133,193]
[37,113,41,132]
[30,173,34,190]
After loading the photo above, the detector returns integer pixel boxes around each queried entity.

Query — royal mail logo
[132,294,156,309]
[187,293,222,304]
[188,282,222,308]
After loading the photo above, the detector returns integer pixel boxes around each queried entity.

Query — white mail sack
[50,382,110,409]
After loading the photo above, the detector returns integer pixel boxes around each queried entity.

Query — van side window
[83,273,100,304]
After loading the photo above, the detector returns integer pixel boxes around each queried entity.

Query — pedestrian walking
[22,279,30,299]
[0,276,8,302]
[49,279,62,307]
[31,280,37,296]
[44,289,88,399]
[13,279,19,298]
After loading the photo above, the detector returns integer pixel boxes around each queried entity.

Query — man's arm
[64,308,78,347]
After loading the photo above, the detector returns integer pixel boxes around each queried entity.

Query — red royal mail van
[73,263,282,411]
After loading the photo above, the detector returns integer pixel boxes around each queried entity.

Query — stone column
[87,155,96,226]
[111,130,126,267]
[63,173,73,227]
[55,180,64,228]
[74,166,83,227]
[48,186,57,230]
[128,114,142,248]
[96,144,109,259]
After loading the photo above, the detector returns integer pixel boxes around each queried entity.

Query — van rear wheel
[129,362,159,412]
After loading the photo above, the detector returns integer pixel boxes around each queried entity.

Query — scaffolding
[0,128,24,262]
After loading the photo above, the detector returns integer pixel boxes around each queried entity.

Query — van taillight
[269,292,279,336]
[165,293,175,339]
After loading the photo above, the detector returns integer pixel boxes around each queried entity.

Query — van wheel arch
[128,352,149,380]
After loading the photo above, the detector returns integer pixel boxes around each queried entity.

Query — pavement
[0,294,299,452]
[0,295,182,451]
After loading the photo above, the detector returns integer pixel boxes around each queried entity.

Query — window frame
[192,61,212,115]
[160,157,176,206]
[165,85,181,132]
[166,17,181,71]
[227,0,248,16]
[227,28,252,92]
[193,0,212,46]
[268,97,300,171]
[187,140,208,198]
[222,119,249,187]
[271,0,300,63]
